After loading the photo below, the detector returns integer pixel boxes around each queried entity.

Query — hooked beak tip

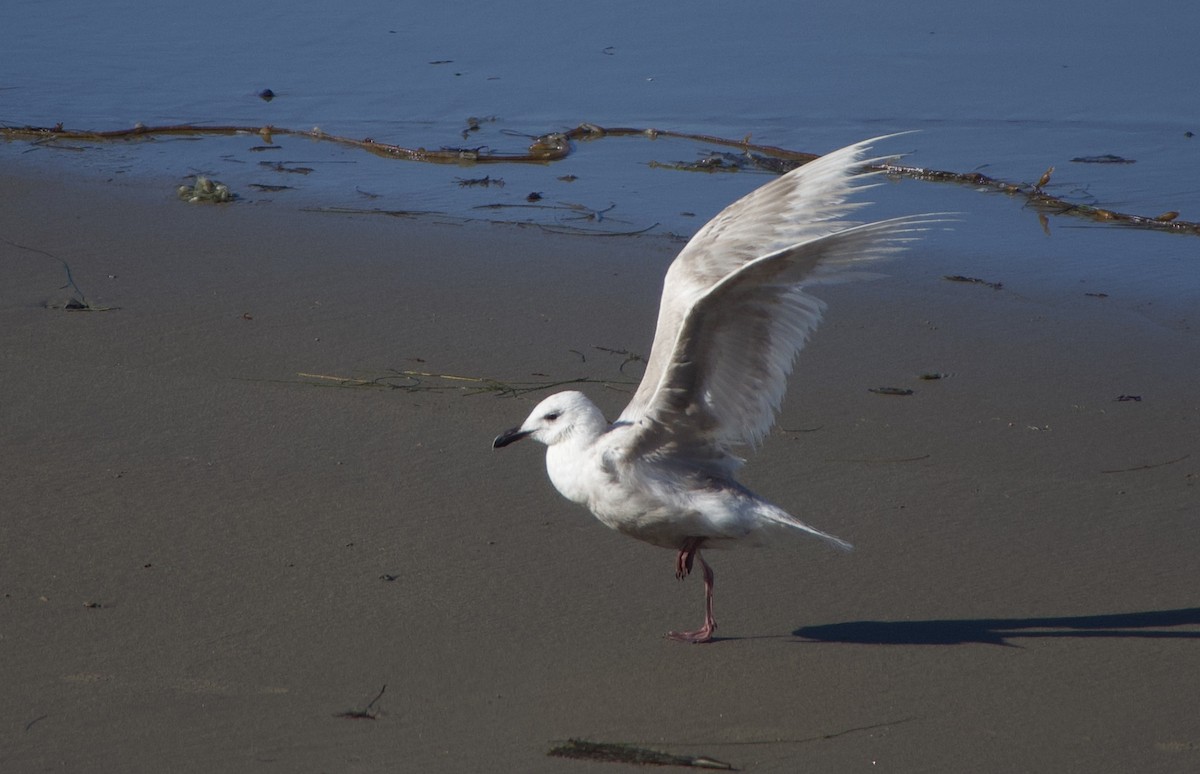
[492,427,531,449]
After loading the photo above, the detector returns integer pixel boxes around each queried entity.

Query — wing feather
[617,135,941,467]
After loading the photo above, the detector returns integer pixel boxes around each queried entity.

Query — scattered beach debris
[257,88,275,102]
[296,369,633,397]
[46,297,117,311]
[826,454,931,463]
[558,201,613,222]
[1114,394,1143,402]
[650,152,745,173]
[594,345,646,374]
[456,175,504,188]
[467,200,656,234]
[918,372,948,380]
[2,235,118,311]
[4,121,1198,235]
[440,145,490,160]
[462,115,497,139]
[258,161,313,175]
[547,739,734,770]
[333,684,386,720]
[24,714,49,733]
[561,202,615,222]
[302,205,444,219]
[1101,453,1190,474]
[1070,154,1135,164]
[537,221,659,237]
[944,274,1003,291]
[1084,291,1109,298]
[248,183,294,192]
[526,191,543,202]
[743,153,795,174]
[869,387,914,396]
[177,176,233,203]
[650,150,802,175]
[557,174,579,182]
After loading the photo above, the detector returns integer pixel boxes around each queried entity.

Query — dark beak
[492,427,531,449]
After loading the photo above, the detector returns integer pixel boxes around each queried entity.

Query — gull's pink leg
[674,540,694,580]
[667,538,716,643]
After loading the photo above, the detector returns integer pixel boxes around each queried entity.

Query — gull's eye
[544,412,561,422]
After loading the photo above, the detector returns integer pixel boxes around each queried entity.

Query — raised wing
[617,137,935,466]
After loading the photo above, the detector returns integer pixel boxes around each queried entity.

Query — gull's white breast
[546,425,758,550]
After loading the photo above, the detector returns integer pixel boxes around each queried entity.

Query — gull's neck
[544,405,609,506]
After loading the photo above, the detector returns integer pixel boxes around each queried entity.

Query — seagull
[493,136,935,643]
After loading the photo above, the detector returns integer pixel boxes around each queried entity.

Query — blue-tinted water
[2,1,1198,305]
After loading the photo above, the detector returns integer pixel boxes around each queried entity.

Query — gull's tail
[759,503,853,551]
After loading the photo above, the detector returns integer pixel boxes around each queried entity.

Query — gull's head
[492,390,606,449]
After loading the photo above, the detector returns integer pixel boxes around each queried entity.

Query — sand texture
[2,172,1198,772]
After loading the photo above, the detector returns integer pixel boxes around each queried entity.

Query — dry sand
[2,170,1198,772]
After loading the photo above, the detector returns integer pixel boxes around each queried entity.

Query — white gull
[493,136,936,643]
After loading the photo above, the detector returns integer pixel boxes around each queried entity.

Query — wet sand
[2,171,1198,772]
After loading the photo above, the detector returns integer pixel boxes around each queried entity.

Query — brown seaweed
[4,121,1198,236]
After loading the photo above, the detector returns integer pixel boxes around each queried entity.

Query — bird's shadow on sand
[792,607,1200,647]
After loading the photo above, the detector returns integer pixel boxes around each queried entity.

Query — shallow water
[2,0,1198,299]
